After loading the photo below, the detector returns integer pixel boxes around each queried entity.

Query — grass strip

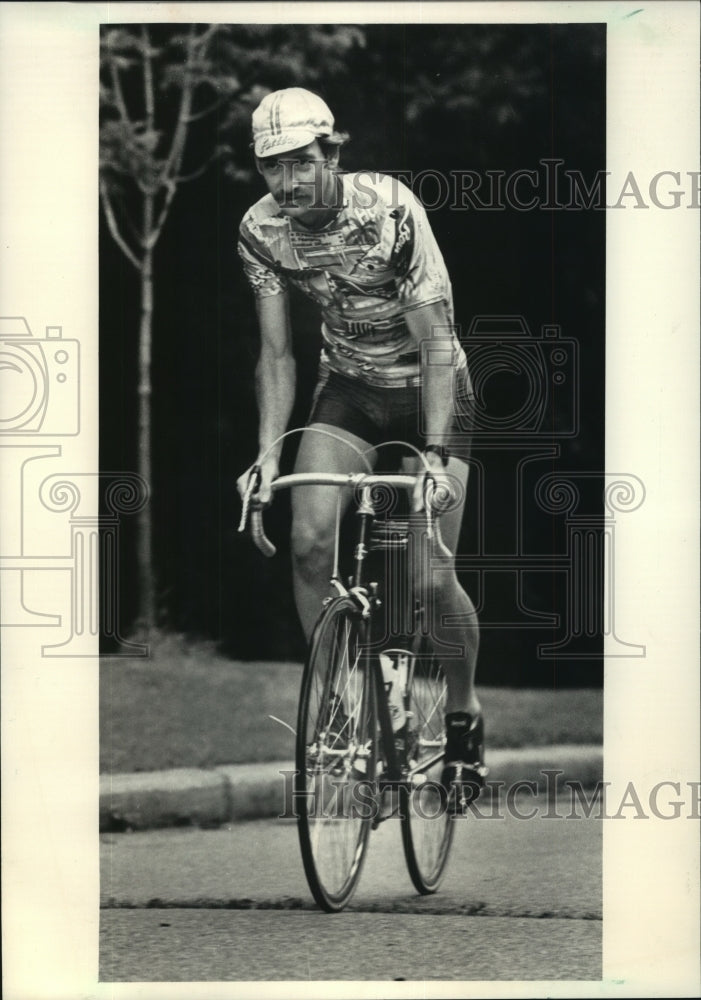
[101,634,602,774]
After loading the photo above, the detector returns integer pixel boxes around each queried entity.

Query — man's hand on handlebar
[412,453,456,515]
[236,455,279,507]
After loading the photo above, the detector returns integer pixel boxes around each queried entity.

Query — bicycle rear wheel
[295,595,377,912]
[401,645,455,893]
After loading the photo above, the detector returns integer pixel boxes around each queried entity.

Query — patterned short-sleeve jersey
[237,172,467,387]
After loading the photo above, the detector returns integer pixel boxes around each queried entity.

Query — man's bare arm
[404,300,458,444]
[237,293,295,503]
[255,294,296,460]
[404,301,465,511]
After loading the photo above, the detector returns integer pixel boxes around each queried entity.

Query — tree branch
[147,179,177,249]
[149,24,203,246]
[191,24,219,51]
[136,26,161,203]
[100,179,142,270]
[169,23,221,158]
[142,25,155,126]
[108,53,131,124]
[175,158,214,184]
[163,26,198,179]
[185,93,230,123]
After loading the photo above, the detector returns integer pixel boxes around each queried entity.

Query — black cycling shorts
[308,366,475,465]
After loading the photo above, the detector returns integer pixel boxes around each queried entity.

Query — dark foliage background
[100,22,606,685]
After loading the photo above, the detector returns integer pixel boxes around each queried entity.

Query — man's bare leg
[290,422,375,640]
[405,456,481,717]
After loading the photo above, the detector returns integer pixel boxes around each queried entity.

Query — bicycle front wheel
[401,645,455,893]
[295,595,377,912]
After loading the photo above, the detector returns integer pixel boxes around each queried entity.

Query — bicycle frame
[239,468,441,788]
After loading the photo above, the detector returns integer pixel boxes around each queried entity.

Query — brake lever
[422,472,435,540]
[237,465,261,533]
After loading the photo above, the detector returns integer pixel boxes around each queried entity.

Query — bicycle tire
[400,643,455,893]
[295,595,377,912]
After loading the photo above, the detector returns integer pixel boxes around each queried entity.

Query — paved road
[100,795,601,982]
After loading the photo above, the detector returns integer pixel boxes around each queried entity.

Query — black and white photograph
[1,3,699,998]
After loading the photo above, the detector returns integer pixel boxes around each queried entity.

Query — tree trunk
[136,196,156,634]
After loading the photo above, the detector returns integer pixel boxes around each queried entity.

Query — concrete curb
[99,744,603,832]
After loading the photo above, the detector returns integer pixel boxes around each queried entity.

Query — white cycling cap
[252,88,334,158]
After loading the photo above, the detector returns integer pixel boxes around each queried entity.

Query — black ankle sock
[445,711,482,761]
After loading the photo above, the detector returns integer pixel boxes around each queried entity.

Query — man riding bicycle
[236,87,484,807]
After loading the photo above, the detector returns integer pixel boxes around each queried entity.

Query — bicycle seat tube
[351,485,376,590]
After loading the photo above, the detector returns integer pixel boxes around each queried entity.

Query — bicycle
[238,444,464,912]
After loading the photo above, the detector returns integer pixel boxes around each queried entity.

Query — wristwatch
[423,444,450,467]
